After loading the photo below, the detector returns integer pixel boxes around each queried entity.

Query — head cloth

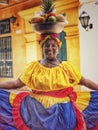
[39,33,62,47]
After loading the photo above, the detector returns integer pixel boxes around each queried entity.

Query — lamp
[79,11,93,31]
[10,16,19,26]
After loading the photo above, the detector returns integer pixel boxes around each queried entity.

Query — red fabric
[32,87,86,130]
[32,87,77,99]
[12,87,86,130]
[40,33,59,40]
[94,124,98,130]
[39,33,60,47]
[12,92,30,130]
[70,96,86,130]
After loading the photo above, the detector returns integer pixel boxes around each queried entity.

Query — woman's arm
[79,76,98,90]
[0,78,25,89]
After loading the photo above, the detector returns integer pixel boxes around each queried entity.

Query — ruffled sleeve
[19,61,36,86]
[62,61,82,86]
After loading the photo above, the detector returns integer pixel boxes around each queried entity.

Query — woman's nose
[48,45,52,50]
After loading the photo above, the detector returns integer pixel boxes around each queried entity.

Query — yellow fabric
[76,91,91,111]
[19,61,82,91]
[9,90,90,110]
[30,92,70,108]
[30,91,90,109]
[40,35,62,47]
[9,93,17,105]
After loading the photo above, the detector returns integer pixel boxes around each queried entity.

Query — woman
[0,33,98,130]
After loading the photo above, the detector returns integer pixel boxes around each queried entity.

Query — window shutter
[58,31,67,61]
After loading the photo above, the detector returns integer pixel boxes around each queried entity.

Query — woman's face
[42,39,59,60]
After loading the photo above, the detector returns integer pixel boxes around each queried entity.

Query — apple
[48,16,56,22]
[48,12,56,17]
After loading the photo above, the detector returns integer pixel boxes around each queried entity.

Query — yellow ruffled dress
[0,61,98,130]
[19,61,82,108]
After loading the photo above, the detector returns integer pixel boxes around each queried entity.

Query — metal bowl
[30,22,65,34]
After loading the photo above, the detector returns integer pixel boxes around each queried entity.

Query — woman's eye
[52,45,58,48]
[53,45,56,47]
[44,45,49,48]
[43,44,58,48]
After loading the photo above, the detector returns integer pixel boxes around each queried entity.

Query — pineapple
[41,0,55,14]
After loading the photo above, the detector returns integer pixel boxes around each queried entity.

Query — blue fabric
[0,89,16,130]
[0,89,98,130]
[82,91,98,130]
[20,95,76,130]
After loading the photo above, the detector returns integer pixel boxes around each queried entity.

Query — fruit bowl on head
[30,22,65,34]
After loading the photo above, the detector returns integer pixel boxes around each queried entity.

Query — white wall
[79,2,98,90]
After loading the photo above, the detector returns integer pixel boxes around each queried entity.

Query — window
[0,36,13,77]
[0,18,10,34]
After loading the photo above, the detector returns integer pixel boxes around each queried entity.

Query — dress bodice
[19,61,82,91]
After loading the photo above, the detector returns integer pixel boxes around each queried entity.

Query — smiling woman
[43,40,59,59]
[39,35,61,67]
[0,0,98,130]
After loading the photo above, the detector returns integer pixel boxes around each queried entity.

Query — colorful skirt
[0,88,98,130]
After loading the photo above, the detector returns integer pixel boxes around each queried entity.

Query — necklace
[40,58,61,68]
